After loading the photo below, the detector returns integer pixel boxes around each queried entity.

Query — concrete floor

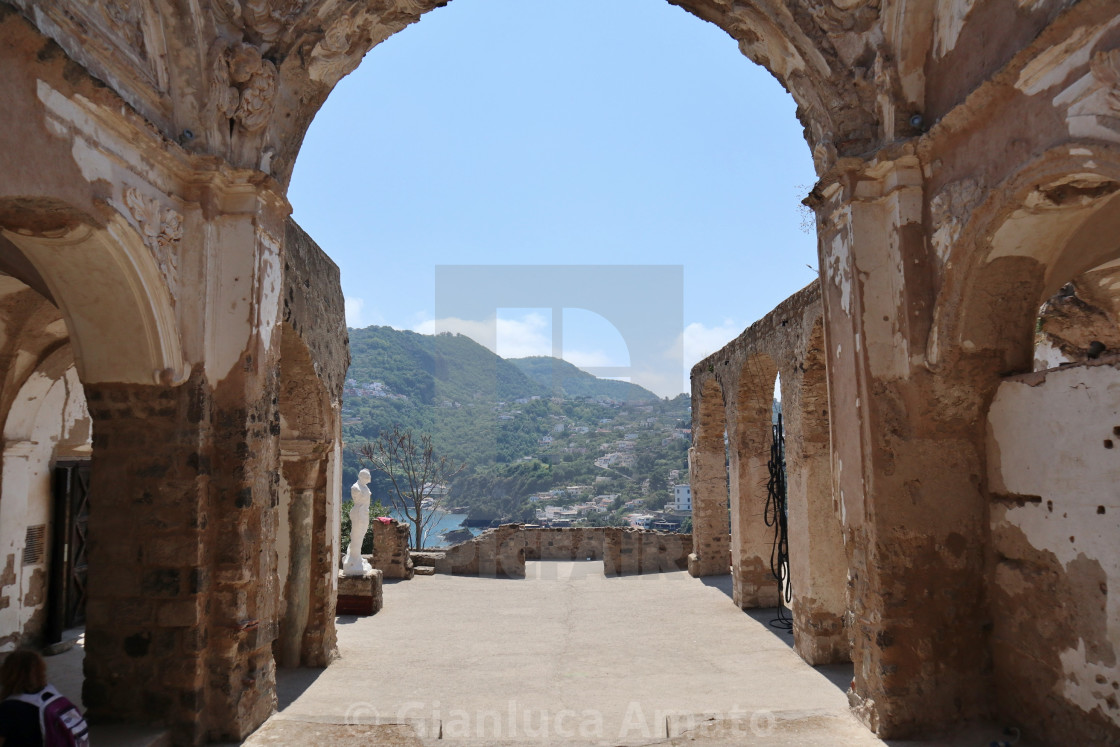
[46,562,1030,746]
[248,562,1027,747]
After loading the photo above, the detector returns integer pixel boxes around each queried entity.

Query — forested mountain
[341,326,691,527]
[510,356,659,402]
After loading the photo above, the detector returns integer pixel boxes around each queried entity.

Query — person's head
[358,468,371,483]
[0,649,47,698]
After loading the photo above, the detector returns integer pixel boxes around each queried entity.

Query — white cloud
[345,297,366,328]
[414,313,552,359]
[682,320,743,366]
[563,349,616,369]
[345,297,387,329]
[659,319,745,395]
[414,314,644,383]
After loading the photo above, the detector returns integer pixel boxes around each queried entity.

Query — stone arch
[935,145,1120,745]
[252,0,879,186]
[0,199,186,386]
[688,375,729,577]
[928,143,1120,377]
[728,353,780,609]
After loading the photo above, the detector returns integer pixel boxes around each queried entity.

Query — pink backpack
[10,684,90,747]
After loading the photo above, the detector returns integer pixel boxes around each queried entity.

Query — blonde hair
[0,649,47,698]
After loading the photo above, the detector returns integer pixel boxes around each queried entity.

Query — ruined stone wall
[601,528,691,576]
[690,283,847,666]
[520,527,606,560]
[987,357,1120,744]
[435,525,528,578]
[276,219,348,669]
[369,518,414,579]
[435,526,691,577]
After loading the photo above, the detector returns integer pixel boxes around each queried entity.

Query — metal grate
[23,524,46,566]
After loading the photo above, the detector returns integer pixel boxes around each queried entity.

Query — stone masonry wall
[83,376,214,745]
[691,283,848,666]
[433,526,691,578]
[369,518,414,579]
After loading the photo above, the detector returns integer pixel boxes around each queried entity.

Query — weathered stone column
[782,342,849,665]
[277,448,329,668]
[815,152,988,736]
[200,202,287,743]
[727,357,780,608]
[688,378,730,577]
[82,375,212,745]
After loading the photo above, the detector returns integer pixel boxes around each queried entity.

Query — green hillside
[341,325,691,530]
[347,326,542,405]
[510,356,659,402]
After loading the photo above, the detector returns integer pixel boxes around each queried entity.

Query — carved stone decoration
[392,0,439,17]
[806,0,880,36]
[212,43,278,133]
[124,188,184,297]
[309,14,360,84]
[242,0,306,44]
[1090,48,1120,113]
[213,0,305,45]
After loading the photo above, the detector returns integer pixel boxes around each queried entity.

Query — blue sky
[288,0,818,396]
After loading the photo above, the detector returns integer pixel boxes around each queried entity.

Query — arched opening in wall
[960,155,1120,745]
[289,0,822,542]
[0,270,91,671]
[0,200,185,724]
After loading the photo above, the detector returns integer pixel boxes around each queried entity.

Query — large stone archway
[3,0,1119,743]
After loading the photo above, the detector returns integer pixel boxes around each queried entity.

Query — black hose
[764,412,792,632]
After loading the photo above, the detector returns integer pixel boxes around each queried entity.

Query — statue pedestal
[336,569,383,616]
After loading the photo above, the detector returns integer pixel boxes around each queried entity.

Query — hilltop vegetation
[341,326,691,527]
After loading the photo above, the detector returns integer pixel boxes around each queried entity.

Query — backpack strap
[8,685,61,737]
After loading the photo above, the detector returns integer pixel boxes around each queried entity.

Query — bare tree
[358,425,466,549]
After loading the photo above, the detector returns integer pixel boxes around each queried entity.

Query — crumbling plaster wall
[690,282,847,666]
[988,358,1120,745]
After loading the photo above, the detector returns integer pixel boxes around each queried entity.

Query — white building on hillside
[672,484,692,512]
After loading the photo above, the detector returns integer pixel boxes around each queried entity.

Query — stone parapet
[435,525,527,578]
[432,526,691,578]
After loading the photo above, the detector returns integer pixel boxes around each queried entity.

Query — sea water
[386,509,481,548]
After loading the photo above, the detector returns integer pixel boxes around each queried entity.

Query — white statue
[343,468,374,576]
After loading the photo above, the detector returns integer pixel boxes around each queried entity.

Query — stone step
[414,565,436,575]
